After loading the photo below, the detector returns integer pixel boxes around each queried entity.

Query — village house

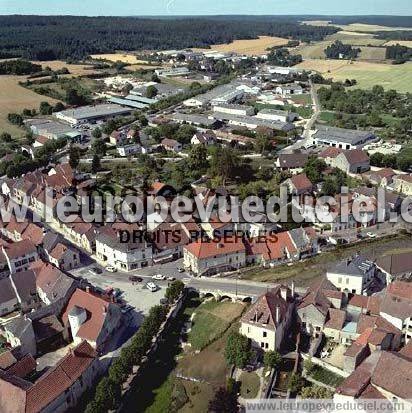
[161,138,182,153]
[332,149,370,174]
[2,316,37,356]
[276,153,308,174]
[183,237,246,276]
[0,340,100,413]
[45,242,80,271]
[326,255,376,295]
[31,260,76,314]
[281,173,313,197]
[240,285,294,351]
[60,218,97,253]
[96,225,152,271]
[2,240,39,274]
[275,84,303,97]
[376,251,412,284]
[191,131,217,146]
[392,174,412,196]
[61,288,122,350]
[362,168,396,187]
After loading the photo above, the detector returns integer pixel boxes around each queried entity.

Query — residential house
[0,277,19,316]
[326,255,376,295]
[376,252,412,284]
[46,243,80,271]
[281,173,313,196]
[240,285,294,351]
[1,316,37,356]
[392,174,412,196]
[2,240,39,274]
[297,277,343,337]
[332,149,370,174]
[31,261,76,314]
[61,218,97,253]
[61,288,122,350]
[379,281,412,344]
[96,226,152,271]
[117,143,142,157]
[183,237,246,276]
[191,131,217,146]
[362,168,396,187]
[276,153,308,174]
[161,138,182,153]
[0,340,99,413]
[275,84,303,97]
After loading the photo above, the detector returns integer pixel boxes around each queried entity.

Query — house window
[260,342,265,348]
[263,331,267,338]
[346,278,349,284]
[338,277,342,284]
[265,343,269,349]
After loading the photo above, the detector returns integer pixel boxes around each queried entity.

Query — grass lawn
[188,300,245,350]
[240,234,412,286]
[318,111,337,122]
[239,372,260,399]
[179,381,215,413]
[310,365,344,387]
[297,59,412,93]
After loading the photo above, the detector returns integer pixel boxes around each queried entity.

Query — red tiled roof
[62,289,112,342]
[6,354,36,379]
[21,223,45,247]
[49,243,70,261]
[35,136,49,145]
[348,294,369,309]
[241,286,290,330]
[324,308,346,330]
[289,173,313,191]
[0,351,17,370]
[2,239,36,259]
[184,236,245,259]
[25,341,96,413]
[319,147,343,159]
[342,149,369,165]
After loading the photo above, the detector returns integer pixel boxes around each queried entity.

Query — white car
[106,266,117,273]
[146,282,159,292]
[366,232,377,238]
[152,274,166,280]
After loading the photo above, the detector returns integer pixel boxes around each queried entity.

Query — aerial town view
[0,1,412,412]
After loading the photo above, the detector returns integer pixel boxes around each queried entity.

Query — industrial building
[212,111,294,132]
[312,125,376,150]
[256,109,299,123]
[183,83,244,107]
[26,119,82,141]
[170,113,219,128]
[54,104,132,126]
[212,103,255,116]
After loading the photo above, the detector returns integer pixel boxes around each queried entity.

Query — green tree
[209,146,240,186]
[208,386,238,413]
[165,280,184,303]
[224,331,251,368]
[94,377,120,411]
[304,357,314,374]
[0,133,12,143]
[53,102,65,112]
[263,350,282,370]
[91,154,101,173]
[304,156,326,183]
[92,127,102,139]
[68,145,80,169]
[174,124,196,145]
[188,144,208,173]
[146,85,158,98]
[288,373,304,393]
[300,385,333,398]
[92,138,106,157]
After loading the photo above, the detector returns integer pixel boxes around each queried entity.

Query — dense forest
[0,15,338,60]
[324,41,361,60]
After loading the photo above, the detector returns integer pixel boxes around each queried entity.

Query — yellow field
[194,36,290,55]
[384,40,412,47]
[358,46,387,61]
[0,75,59,136]
[296,59,412,93]
[303,20,412,33]
[31,60,99,76]
[91,53,152,64]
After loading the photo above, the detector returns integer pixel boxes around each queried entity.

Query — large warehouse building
[54,104,132,126]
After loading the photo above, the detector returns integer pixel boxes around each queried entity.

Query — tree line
[0,15,338,60]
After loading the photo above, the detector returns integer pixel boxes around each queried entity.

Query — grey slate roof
[331,255,374,277]
[11,271,37,303]
[0,277,17,304]
[313,125,375,145]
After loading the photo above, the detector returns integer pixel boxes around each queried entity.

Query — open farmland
[296,59,412,93]
[358,46,387,61]
[0,75,58,137]
[194,36,289,55]
[384,40,412,47]
[302,20,412,33]
[30,60,99,76]
[90,53,159,68]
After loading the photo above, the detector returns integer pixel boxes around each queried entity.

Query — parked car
[129,275,142,283]
[146,282,159,292]
[106,266,117,273]
[177,267,185,273]
[152,274,166,280]
[89,267,103,275]
[167,276,176,281]
[366,232,377,238]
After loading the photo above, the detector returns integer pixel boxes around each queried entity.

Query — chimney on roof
[275,306,280,324]
[85,286,90,293]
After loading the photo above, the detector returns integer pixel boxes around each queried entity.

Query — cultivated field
[302,20,412,32]
[358,46,387,61]
[0,75,58,136]
[384,40,412,47]
[296,59,412,93]
[30,60,99,76]
[195,36,290,55]
[90,53,159,69]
